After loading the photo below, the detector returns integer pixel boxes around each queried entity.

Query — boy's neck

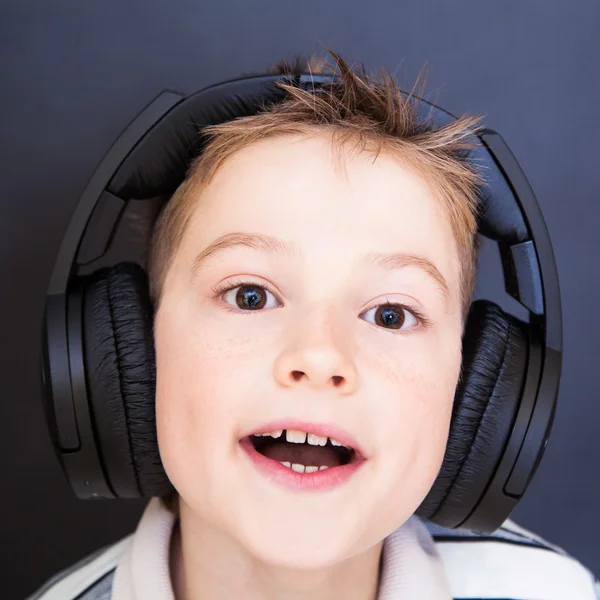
[169,512,384,600]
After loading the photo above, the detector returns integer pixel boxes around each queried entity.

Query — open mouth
[246,430,358,473]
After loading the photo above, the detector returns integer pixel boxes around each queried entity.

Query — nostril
[291,372,344,385]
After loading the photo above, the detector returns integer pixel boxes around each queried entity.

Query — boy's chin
[235,519,364,569]
[243,537,357,570]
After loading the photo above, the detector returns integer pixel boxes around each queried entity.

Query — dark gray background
[2,1,599,598]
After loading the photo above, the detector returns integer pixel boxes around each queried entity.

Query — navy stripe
[498,525,558,551]
[74,569,115,600]
[431,534,557,552]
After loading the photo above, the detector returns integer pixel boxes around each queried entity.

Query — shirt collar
[113,497,452,599]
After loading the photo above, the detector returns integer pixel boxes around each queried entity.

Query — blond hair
[149,49,485,515]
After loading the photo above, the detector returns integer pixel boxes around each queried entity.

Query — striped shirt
[27,497,600,599]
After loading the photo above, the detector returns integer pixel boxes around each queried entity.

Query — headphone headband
[41,72,562,532]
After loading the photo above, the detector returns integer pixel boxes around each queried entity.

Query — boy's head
[147,50,484,567]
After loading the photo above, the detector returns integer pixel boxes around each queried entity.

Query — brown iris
[236,285,267,310]
[374,304,405,329]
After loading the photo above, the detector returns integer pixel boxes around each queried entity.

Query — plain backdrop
[1,1,599,598]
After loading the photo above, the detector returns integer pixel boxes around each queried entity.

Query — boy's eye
[361,303,418,331]
[220,282,280,311]
[213,280,426,333]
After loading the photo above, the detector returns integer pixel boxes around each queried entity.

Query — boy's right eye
[211,280,281,312]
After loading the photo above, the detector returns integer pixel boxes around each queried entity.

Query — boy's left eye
[361,303,418,331]
[212,281,426,333]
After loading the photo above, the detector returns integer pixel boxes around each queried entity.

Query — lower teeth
[279,461,329,473]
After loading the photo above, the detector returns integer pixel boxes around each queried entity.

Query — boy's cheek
[154,339,238,477]
[356,403,452,541]
[371,352,458,482]
[155,388,239,508]
[377,379,453,476]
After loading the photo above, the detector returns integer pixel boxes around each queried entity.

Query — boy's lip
[241,418,368,460]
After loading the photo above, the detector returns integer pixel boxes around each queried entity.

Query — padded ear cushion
[82,261,174,498]
[416,300,528,528]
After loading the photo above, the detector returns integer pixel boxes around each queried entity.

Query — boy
[29,50,599,599]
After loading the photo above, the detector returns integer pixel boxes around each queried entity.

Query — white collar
[113,497,452,599]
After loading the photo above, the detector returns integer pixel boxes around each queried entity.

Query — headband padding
[106,75,529,245]
[417,300,528,527]
[82,262,173,498]
[107,77,288,200]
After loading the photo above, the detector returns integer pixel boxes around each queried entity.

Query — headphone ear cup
[416,299,529,528]
[82,261,174,498]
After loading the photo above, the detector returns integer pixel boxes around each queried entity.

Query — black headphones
[40,71,562,534]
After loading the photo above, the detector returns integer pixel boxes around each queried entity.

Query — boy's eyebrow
[191,231,450,303]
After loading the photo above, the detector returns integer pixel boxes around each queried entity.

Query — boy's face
[154,133,464,568]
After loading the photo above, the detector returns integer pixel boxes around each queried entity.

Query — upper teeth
[255,430,283,439]
[254,429,349,449]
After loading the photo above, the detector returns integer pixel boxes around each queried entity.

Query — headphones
[40,71,562,534]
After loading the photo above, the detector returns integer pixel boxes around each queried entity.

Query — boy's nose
[274,341,358,395]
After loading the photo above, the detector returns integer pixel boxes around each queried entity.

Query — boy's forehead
[183,133,462,297]
[206,132,388,186]
[196,133,439,215]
